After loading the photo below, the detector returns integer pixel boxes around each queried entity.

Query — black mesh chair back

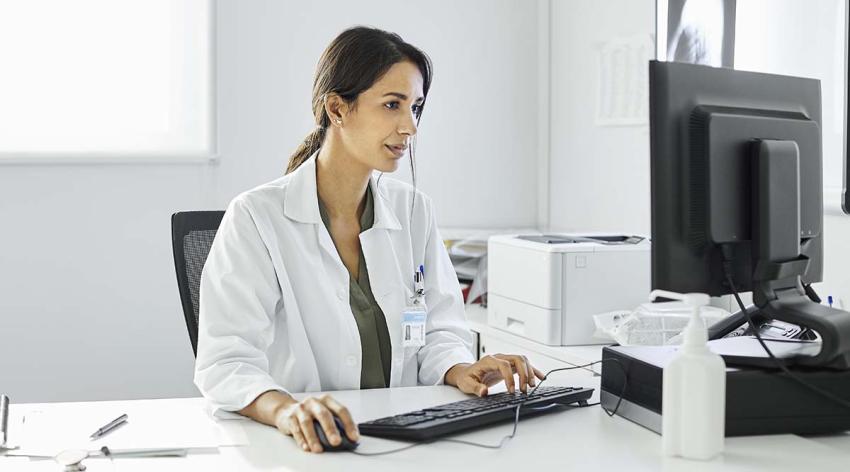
[171,211,225,357]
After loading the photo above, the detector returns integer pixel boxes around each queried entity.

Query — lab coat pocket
[399,345,420,386]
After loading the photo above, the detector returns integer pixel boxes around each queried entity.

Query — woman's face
[339,60,424,173]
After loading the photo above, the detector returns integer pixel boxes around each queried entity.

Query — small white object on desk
[655,290,726,461]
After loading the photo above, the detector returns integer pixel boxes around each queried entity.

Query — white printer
[487,234,651,346]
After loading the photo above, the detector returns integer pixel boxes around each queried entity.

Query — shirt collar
[283,152,402,231]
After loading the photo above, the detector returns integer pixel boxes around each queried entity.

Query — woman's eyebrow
[383,92,425,103]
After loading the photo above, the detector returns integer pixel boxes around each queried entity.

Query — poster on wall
[595,35,654,126]
[657,0,736,67]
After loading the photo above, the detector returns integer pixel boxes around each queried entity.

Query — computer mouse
[313,416,359,452]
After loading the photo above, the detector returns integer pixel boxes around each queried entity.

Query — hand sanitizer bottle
[651,290,725,460]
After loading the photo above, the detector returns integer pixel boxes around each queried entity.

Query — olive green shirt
[318,186,393,389]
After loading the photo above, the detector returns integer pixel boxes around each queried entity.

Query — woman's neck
[315,137,371,219]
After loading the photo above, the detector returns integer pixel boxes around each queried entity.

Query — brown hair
[286,26,433,174]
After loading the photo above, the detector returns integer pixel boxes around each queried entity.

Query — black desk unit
[600,341,850,436]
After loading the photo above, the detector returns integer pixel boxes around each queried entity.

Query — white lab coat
[194,154,475,415]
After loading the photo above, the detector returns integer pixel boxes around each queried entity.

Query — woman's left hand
[445,354,546,397]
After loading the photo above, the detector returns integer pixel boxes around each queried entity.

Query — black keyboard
[358,386,594,441]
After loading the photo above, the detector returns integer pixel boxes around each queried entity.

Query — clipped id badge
[402,302,427,347]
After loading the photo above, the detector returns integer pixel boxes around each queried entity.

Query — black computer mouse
[313,416,359,452]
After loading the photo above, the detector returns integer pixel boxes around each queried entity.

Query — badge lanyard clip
[413,264,425,304]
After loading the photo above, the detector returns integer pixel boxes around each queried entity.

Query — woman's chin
[376,158,400,173]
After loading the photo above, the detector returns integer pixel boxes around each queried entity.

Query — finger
[492,358,516,393]
[495,355,527,393]
[295,406,323,453]
[458,375,489,396]
[470,380,488,397]
[533,367,546,380]
[307,398,340,446]
[289,421,309,451]
[524,356,537,387]
[306,398,340,447]
[509,356,530,393]
[321,395,359,442]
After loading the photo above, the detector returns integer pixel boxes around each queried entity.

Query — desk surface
[4,380,850,472]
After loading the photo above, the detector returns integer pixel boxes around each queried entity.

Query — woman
[194,26,544,454]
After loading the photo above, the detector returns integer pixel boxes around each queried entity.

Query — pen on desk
[90,413,128,440]
[1,394,9,448]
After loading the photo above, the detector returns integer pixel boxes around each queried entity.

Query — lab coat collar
[283,152,402,231]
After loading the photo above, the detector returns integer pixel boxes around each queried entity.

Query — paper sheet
[14,398,249,457]
[596,34,653,126]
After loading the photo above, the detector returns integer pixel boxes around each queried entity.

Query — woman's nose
[399,112,417,136]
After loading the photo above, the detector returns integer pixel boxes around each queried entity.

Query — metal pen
[90,413,128,440]
[414,265,425,299]
[1,394,9,448]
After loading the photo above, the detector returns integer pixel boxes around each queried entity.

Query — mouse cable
[351,358,628,456]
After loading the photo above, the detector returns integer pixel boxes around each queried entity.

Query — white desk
[4,382,850,471]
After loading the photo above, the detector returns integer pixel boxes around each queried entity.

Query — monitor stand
[709,140,850,370]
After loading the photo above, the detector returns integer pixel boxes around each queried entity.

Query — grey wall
[0,0,542,403]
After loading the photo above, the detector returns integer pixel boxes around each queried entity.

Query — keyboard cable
[351,358,628,456]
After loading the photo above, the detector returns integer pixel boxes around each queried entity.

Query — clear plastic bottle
[651,290,726,460]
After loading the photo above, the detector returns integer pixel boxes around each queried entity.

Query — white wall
[545,0,850,311]
[732,0,849,309]
[4,0,849,404]
[820,215,850,310]
[547,0,655,234]
[0,0,541,403]
[213,0,542,225]
[735,0,846,191]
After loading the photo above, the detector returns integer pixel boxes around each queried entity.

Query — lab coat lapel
[283,154,347,275]
[360,227,407,387]
[360,177,407,387]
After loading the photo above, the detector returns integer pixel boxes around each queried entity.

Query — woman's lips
[385,144,407,158]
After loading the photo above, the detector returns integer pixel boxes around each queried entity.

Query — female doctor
[194,26,545,454]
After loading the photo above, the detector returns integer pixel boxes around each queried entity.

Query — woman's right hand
[273,394,360,453]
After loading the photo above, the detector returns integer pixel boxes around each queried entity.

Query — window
[0,0,214,162]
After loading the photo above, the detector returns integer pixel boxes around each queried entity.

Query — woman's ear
[324,93,349,127]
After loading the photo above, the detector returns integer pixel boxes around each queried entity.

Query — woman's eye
[412,104,422,114]
[385,101,399,110]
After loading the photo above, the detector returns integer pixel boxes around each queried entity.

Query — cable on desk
[351,358,628,456]
[720,254,850,412]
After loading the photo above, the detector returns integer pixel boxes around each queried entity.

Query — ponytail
[286,126,327,174]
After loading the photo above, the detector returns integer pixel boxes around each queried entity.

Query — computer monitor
[649,60,850,369]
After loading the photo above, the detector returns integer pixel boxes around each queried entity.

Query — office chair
[171,211,225,357]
